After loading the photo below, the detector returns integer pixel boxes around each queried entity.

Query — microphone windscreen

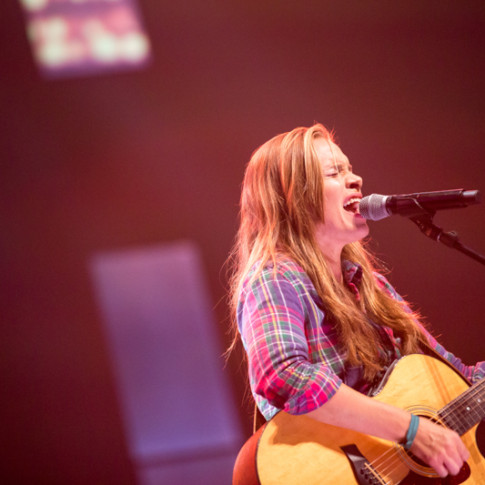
[359,194,389,221]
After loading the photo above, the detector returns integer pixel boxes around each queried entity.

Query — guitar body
[236,354,485,485]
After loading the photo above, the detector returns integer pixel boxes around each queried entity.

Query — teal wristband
[402,414,419,450]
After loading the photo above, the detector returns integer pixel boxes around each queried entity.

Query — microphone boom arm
[410,212,485,266]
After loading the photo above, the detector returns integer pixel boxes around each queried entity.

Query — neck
[314,226,344,282]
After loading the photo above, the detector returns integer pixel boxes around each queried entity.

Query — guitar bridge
[341,444,385,485]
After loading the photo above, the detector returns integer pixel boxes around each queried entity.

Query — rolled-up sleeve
[238,268,342,418]
[420,329,485,384]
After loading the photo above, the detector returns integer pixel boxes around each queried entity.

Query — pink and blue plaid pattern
[237,258,485,421]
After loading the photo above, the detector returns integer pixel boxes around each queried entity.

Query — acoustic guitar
[233,354,485,484]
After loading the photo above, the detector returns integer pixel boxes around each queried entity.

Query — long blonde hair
[228,123,428,380]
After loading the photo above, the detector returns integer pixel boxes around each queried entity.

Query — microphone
[359,189,481,221]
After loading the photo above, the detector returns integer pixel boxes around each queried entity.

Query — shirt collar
[342,259,363,287]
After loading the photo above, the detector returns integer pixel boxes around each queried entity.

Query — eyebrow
[325,161,352,172]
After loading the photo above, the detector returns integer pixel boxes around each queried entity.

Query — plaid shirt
[237,257,485,421]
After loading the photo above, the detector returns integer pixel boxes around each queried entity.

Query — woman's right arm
[307,383,470,478]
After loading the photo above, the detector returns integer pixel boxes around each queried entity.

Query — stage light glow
[20,0,48,11]
[19,0,152,79]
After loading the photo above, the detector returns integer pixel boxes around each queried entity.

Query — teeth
[343,198,361,208]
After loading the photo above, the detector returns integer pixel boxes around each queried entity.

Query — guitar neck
[439,378,485,435]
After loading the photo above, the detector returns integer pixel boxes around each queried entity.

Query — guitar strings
[366,446,407,484]
[361,379,484,484]
[442,380,484,417]
[363,461,391,485]
[438,381,485,432]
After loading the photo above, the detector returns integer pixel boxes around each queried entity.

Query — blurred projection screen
[89,241,241,483]
[19,0,152,79]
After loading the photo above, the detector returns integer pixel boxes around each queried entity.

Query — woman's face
[314,137,369,253]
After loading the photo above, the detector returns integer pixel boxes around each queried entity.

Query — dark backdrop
[1,1,484,483]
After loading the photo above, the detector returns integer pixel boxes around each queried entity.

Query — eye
[325,165,346,177]
[324,162,352,177]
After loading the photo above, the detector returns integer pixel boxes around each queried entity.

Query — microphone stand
[410,211,485,266]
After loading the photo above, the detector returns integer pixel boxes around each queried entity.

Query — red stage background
[1,1,484,483]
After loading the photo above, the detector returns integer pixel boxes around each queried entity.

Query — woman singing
[228,123,484,479]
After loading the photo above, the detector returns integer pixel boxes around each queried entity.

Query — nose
[347,171,363,191]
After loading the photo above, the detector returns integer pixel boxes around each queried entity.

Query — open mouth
[343,197,361,214]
